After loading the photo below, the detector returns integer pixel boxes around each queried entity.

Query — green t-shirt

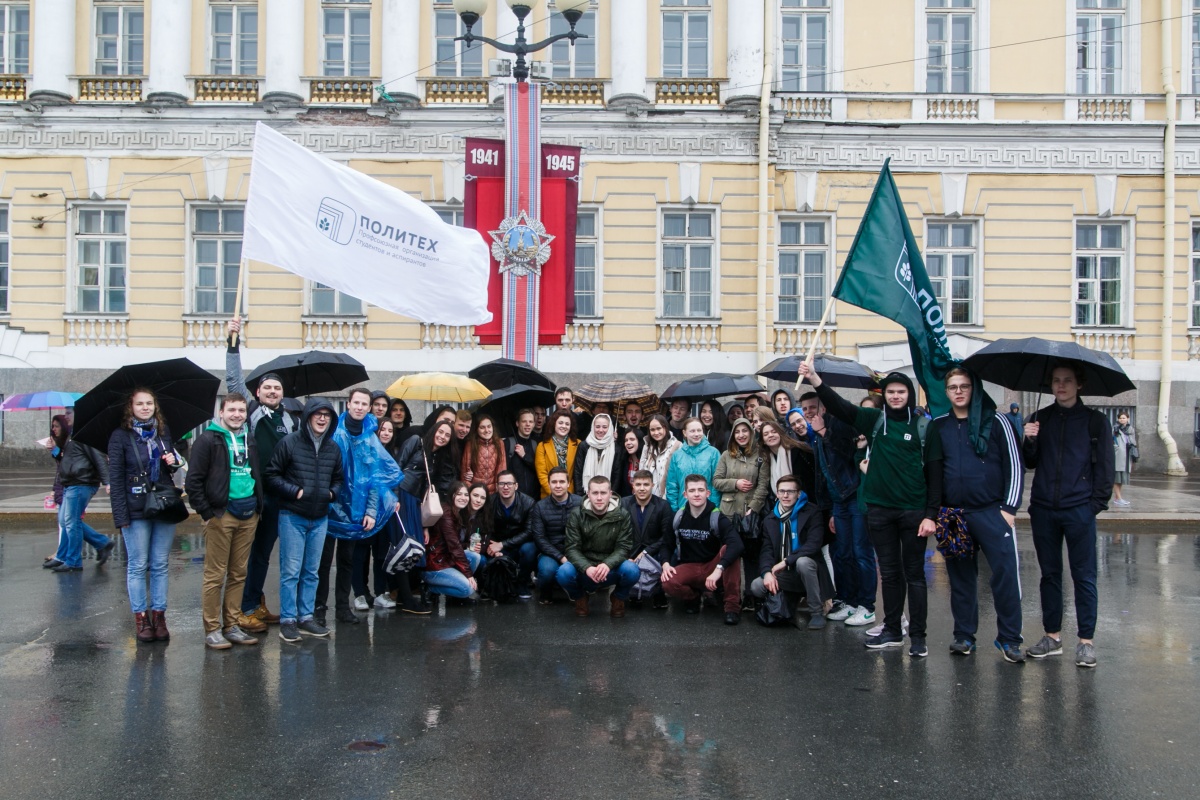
[209,423,256,500]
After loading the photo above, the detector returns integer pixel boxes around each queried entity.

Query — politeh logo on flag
[243,123,493,327]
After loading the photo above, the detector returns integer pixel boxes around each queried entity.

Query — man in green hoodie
[186,393,264,650]
[559,476,638,618]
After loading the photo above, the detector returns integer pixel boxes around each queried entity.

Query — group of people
[38,316,1116,667]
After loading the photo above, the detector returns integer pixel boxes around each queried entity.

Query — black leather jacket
[58,441,109,488]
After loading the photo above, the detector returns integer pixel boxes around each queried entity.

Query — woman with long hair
[391,419,459,613]
[460,414,506,492]
[535,409,580,497]
[714,417,772,610]
[464,482,492,554]
[699,397,731,452]
[108,388,183,642]
[638,414,681,498]
[425,482,482,600]
[573,413,619,496]
[759,419,817,502]
[614,427,644,497]
[45,415,114,572]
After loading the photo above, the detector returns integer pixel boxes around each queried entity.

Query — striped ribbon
[502,82,541,365]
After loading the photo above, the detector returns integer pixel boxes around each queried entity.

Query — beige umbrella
[385,372,492,403]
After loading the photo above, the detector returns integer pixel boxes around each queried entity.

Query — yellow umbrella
[386,372,492,403]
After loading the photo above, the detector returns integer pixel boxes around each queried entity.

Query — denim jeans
[241,495,280,614]
[537,554,563,590]
[555,559,641,601]
[831,497,876,611]
[277,510,328,624]
[122,518,176,613]
[56,485,111,568]
[426,550,481,599]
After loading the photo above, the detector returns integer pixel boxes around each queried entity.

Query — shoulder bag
[420,449,444,527]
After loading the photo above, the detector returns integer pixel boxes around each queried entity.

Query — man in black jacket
[227,316,300,626]
[51,436,114,571]
[618,469,672,608]
[659,474,744,625]
[1022,363,1112,668]
[752,475,830,629]
[505,409,539,499]
[186,393,264,649]
[486,470,537,598]
[265,398,343,643]
[530,467,583,604]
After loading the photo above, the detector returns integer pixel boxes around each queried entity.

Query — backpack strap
[870,411,930,465]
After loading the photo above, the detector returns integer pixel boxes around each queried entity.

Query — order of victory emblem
[489,211,555,278]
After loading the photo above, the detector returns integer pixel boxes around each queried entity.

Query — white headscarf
[582,414,616,489]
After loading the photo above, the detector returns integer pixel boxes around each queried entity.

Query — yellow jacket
[535,438,579,497]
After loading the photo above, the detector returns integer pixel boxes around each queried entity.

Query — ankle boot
[135,612,156,643]
[574,596,590,617]
[151,610,170,641]
[609,596,626,618]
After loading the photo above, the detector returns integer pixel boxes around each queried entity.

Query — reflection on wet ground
[0,522,1198,799]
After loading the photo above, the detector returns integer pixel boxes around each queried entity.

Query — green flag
[832,159,955,415]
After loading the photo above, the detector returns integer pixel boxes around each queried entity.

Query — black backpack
[478,555,520,603]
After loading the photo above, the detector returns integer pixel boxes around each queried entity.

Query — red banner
[464,137,581,346]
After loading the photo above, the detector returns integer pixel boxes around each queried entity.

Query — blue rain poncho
[328,412,403,539]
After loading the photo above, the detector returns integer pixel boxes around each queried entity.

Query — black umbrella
[468,357,555,392]
[660,373,765,401]
[245,351,368,397]
[758,354,879,390]
[469,384,556,437]
[961,337,1135,396]
[72,358,221,450]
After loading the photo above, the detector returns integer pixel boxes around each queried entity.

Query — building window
[75,207,127,314]
[926,0,973,93]
[309,283,363,316]
[1192,0,1200,93]
[1074,221,1125,327]
[435,7,482,77]
[662,0,709,79]
[550,3,596,78]
[95,2,144,76]
[1076,0,1124,94]
[192,207,243,314]
[780,0,827,92]
[322,0,371,77]
[777,218,828,324]
[0,3,29,74]
[662,210,714,318]
[575,210,599,317]
[434,207,464,227]
[211,2,258,75]
[925,221,977,325]
[0,205,8,314]
[1190,223,1200,327]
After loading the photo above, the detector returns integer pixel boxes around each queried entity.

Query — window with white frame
[1076,0,1124,94]
[210,2,258,75]
[550,3,596,78]
[575,209,599,317]
[309,283,363,316]
[1074,221,1125,327]
[662,0,709,79]
[1190,223,1200,327]
[780,0,827,92]
[435,5,482,77]
[925,220,977,325]
[192,207,243,315]
[74,207,127,314]
[777,218,829,324]
[95,2,144,75]
[434,207,465,227]
[1192,0,1200,93]
[926,0,973,93]
[322,0,371,77]
[0,205,8,314]
[662,210,714,318]
[0,3,29,74]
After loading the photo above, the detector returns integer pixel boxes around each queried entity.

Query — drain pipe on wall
[755,0,775,368]
[1159,0,1187,475]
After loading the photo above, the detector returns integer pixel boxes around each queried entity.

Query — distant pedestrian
[1112,413,1136,507]
[45,416,114,573]
[1005,403,1024,444]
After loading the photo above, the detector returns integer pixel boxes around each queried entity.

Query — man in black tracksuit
[800,361,942,657]
[926,368,1025,662]
[1022,363,1112,668]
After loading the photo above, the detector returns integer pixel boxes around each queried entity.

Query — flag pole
[231,258,246,348]
[795,295,837,391]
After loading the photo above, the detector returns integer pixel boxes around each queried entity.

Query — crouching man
[558,476,638,618]
[660,474,743,625]
[751,475,829,630]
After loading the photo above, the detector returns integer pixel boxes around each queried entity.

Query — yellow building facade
[0,0,1198,467]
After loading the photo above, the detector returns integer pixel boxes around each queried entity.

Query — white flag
[243,123,493,326]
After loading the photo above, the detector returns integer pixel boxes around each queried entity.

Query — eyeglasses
[777,488,799,496]
[946,384,972,393]
[497,481,517,487]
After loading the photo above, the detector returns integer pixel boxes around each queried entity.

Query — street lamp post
[450,0,594,365]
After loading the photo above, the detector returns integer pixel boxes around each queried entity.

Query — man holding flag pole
[797,160,953,657]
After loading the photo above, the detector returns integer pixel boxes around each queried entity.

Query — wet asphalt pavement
[1,520,1198,800]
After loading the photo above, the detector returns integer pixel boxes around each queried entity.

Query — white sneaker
[373,594,396,609]
[827,604,856,622]
[353,595,370,611]
[845,607,876,627]
[866,613,907,637]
